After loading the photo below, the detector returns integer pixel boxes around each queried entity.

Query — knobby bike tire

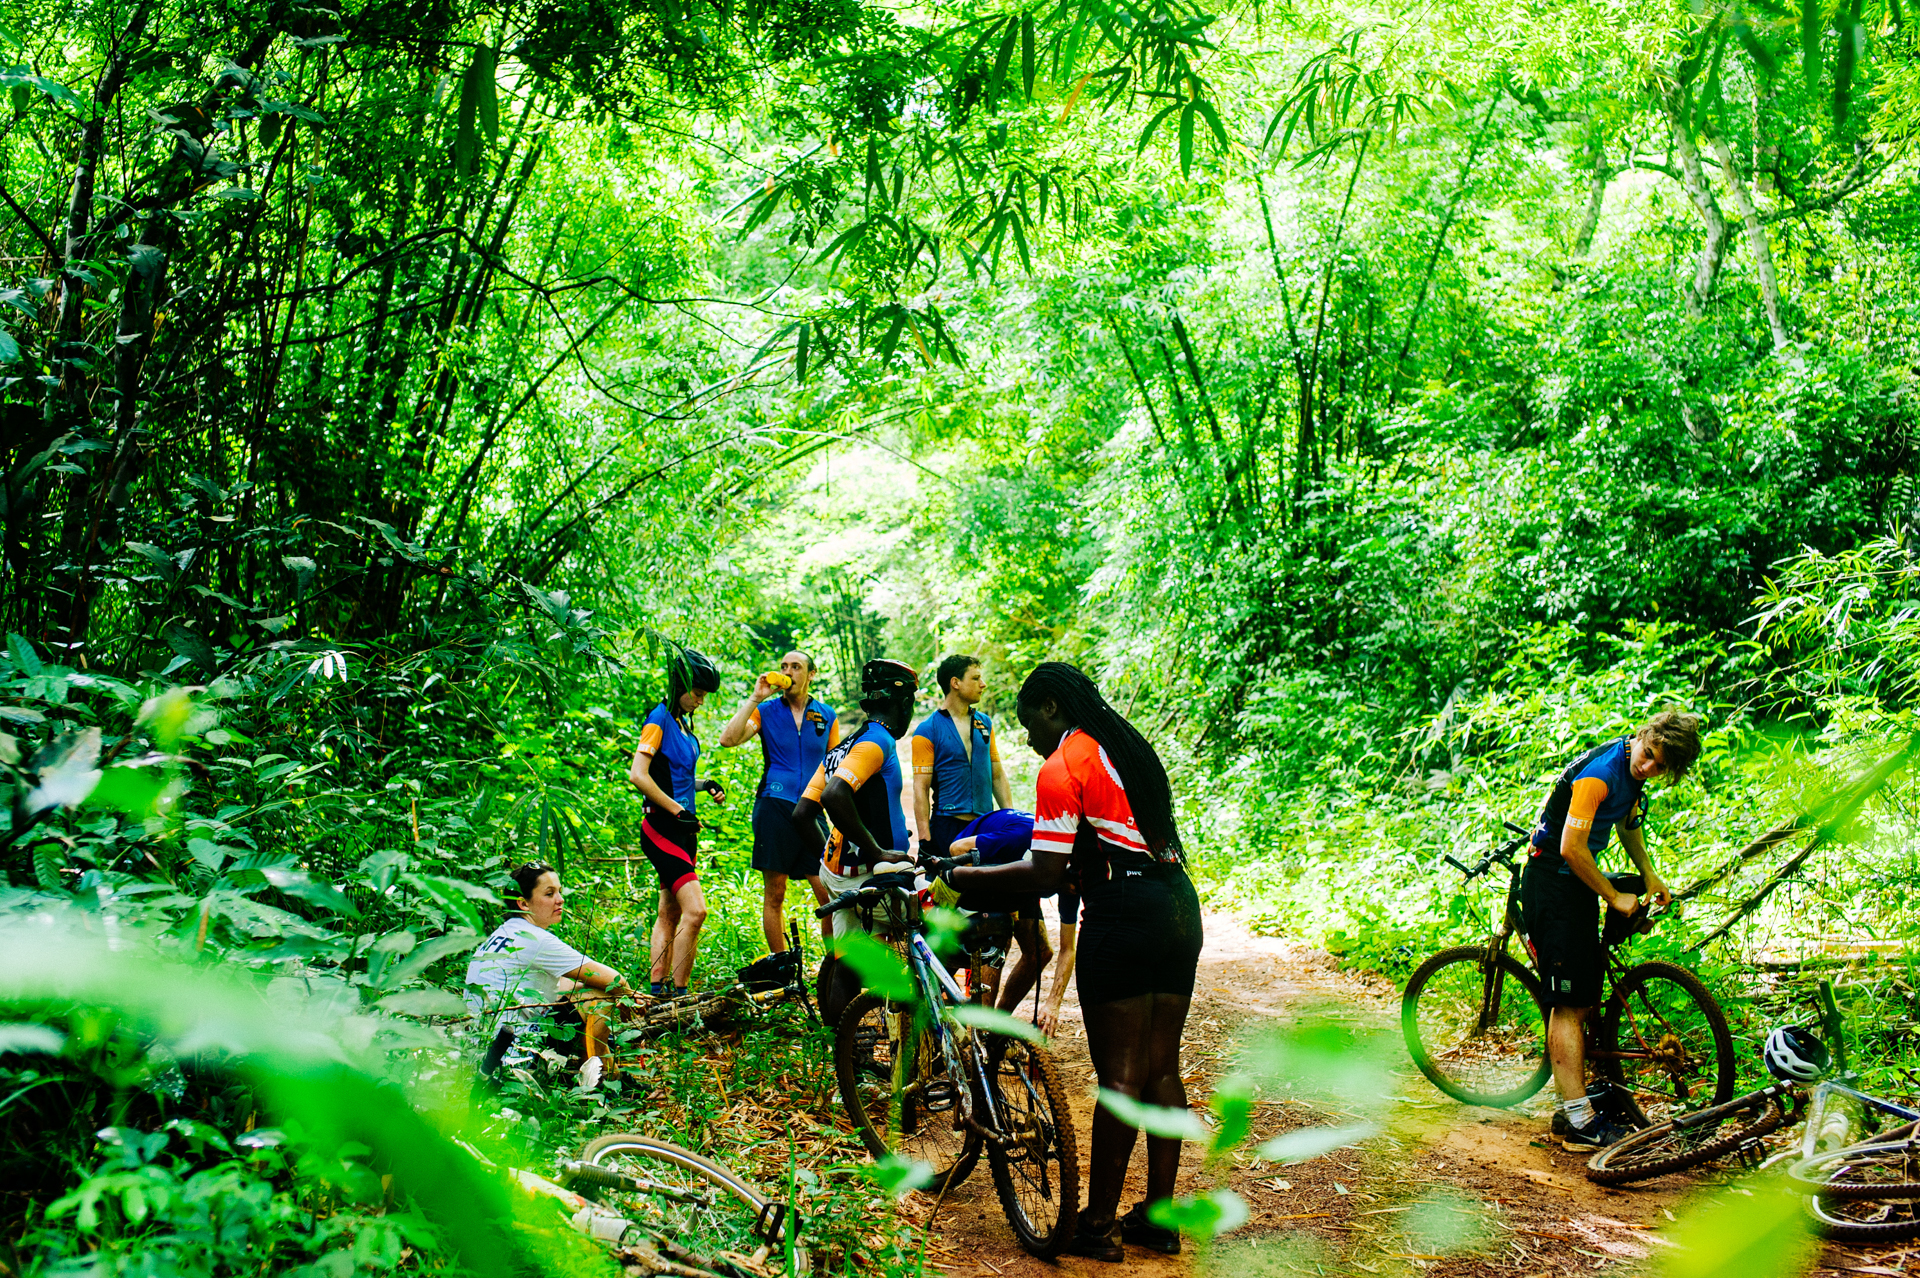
[1402,946,1551,1107]
[578,1132,809,1273]
[833,992,981,1192]
[1790,1136,1920,1199]
[985,1039,1079,1258]
[1585,1093,1787,1185]
[1805,1192,1920,1243]
[1595,961,1736,1127]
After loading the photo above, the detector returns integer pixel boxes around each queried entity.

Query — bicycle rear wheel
[985,1038,1079,1257]
[834,992,980,1191]
[571,1132,808,1275]
[1585,1092,1787,1185]
[1594,961,1735,1127]
[1402,946,1550,1106]
[1790,1136,1920,1199]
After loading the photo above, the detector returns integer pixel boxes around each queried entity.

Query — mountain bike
[495,1131,807,1277]
[1401,822,1736,1126]
[817,870,1079,1258]
[1588,984,1918,1185]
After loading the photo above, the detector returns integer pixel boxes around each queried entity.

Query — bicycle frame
[1451,826,1697,1076]
[902,930,1010,1139]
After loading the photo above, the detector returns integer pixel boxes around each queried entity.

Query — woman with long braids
[924,662,1203,1260]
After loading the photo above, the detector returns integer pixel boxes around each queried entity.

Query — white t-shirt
[464,917,587,1044]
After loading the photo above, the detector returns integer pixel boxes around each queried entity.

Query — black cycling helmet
[1763,1025,1830,1083]
[666,647,721,710]
[860,658,918,700]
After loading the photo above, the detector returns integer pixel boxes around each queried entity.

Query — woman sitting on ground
[466,861,630,1090]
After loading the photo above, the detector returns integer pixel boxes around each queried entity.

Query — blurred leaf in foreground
[1658,1173,1818,1278]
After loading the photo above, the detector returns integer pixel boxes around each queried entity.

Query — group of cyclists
[463,639,1708,1259]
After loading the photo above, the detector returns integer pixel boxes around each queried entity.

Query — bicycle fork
[908,934,1011,1142]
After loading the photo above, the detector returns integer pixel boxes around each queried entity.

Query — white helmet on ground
[1763,1026,1829,1083]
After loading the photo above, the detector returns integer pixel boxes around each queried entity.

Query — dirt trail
[909,910,1919,1278]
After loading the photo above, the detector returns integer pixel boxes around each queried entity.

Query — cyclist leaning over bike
[924,661,1201,1261]
[791,657,919,1024]
[1528,709,1702,1150]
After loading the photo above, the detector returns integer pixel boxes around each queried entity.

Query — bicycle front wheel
[1402,946,1550,1106]
[572,1131,808,1274]
[1585,1092,1787,1185]
[985,1038,1079,1257]
[1790,1137,1920,1199]
[834,993,980,1191]
[1595,961,1735,1126]
[1806,1191,1920,1243]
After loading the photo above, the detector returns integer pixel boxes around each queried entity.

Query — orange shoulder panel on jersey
[833,740,887,789]
[637,722,664,757]
[827,718,843,749]
[1030,746,1082,859]
[1565,776,1609,831]
[801,764,828,804]
[738,706,762,740]
[988,721,1002,763]
[911,734,936,775]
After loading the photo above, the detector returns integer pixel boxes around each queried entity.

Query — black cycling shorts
[1521,860,1646,1008]
[642,810,699,894]
[751,794,826,878]
[1075,862,1203,1007]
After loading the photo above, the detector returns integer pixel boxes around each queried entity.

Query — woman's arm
[566,958,630,995]
[948,849,1068,894]
[1038,922,1077,1036]
[629,744,685,815]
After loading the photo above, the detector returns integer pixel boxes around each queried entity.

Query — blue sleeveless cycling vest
[756,695,836,800]
[914,708,995,817]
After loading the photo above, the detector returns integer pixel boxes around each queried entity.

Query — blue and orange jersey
[637,702,700,813]
[911,708,1001,817]
[737,696,841,799]
[802,722,908,872]
[1531,736,1644,862]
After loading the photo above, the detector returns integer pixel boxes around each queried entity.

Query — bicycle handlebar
[812,871,921,919]
[1443,828,1531,881]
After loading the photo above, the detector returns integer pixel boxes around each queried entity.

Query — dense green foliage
[9,0,1920,1271]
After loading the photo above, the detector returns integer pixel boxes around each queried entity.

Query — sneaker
[1559,1115,1634,1152]
[1065,1219,1124,1263]
[1120,1204,1180,1255]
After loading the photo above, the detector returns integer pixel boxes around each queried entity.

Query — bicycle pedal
[922,1080,959,1111]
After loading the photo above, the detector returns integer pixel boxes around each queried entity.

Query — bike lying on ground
[1401,822,1736,1125]
[817,870,1079,1258]
[499,1131,807,1278]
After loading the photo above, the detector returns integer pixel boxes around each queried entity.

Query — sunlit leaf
[1097,1088,1213,1140]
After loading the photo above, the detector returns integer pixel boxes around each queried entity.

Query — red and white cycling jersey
[1031,728,1160,862]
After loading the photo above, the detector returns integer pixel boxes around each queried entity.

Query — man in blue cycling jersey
[718,651,841,955]
[1525,710,1702,1150]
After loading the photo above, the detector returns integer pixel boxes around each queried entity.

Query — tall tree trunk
[1572,139,1612,258]
[1662,94,1730,315]
[1708,130,1791,350]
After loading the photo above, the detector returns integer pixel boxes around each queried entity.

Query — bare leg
[1081,994,1154,1230]
[650,890,680,985]
[1140,993,1192,1204]
[1549,1005,1590,1100]
[669,879,708,987]
[761,872,789,952]
[805,875,830,947]
[998,919,1053,1013]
